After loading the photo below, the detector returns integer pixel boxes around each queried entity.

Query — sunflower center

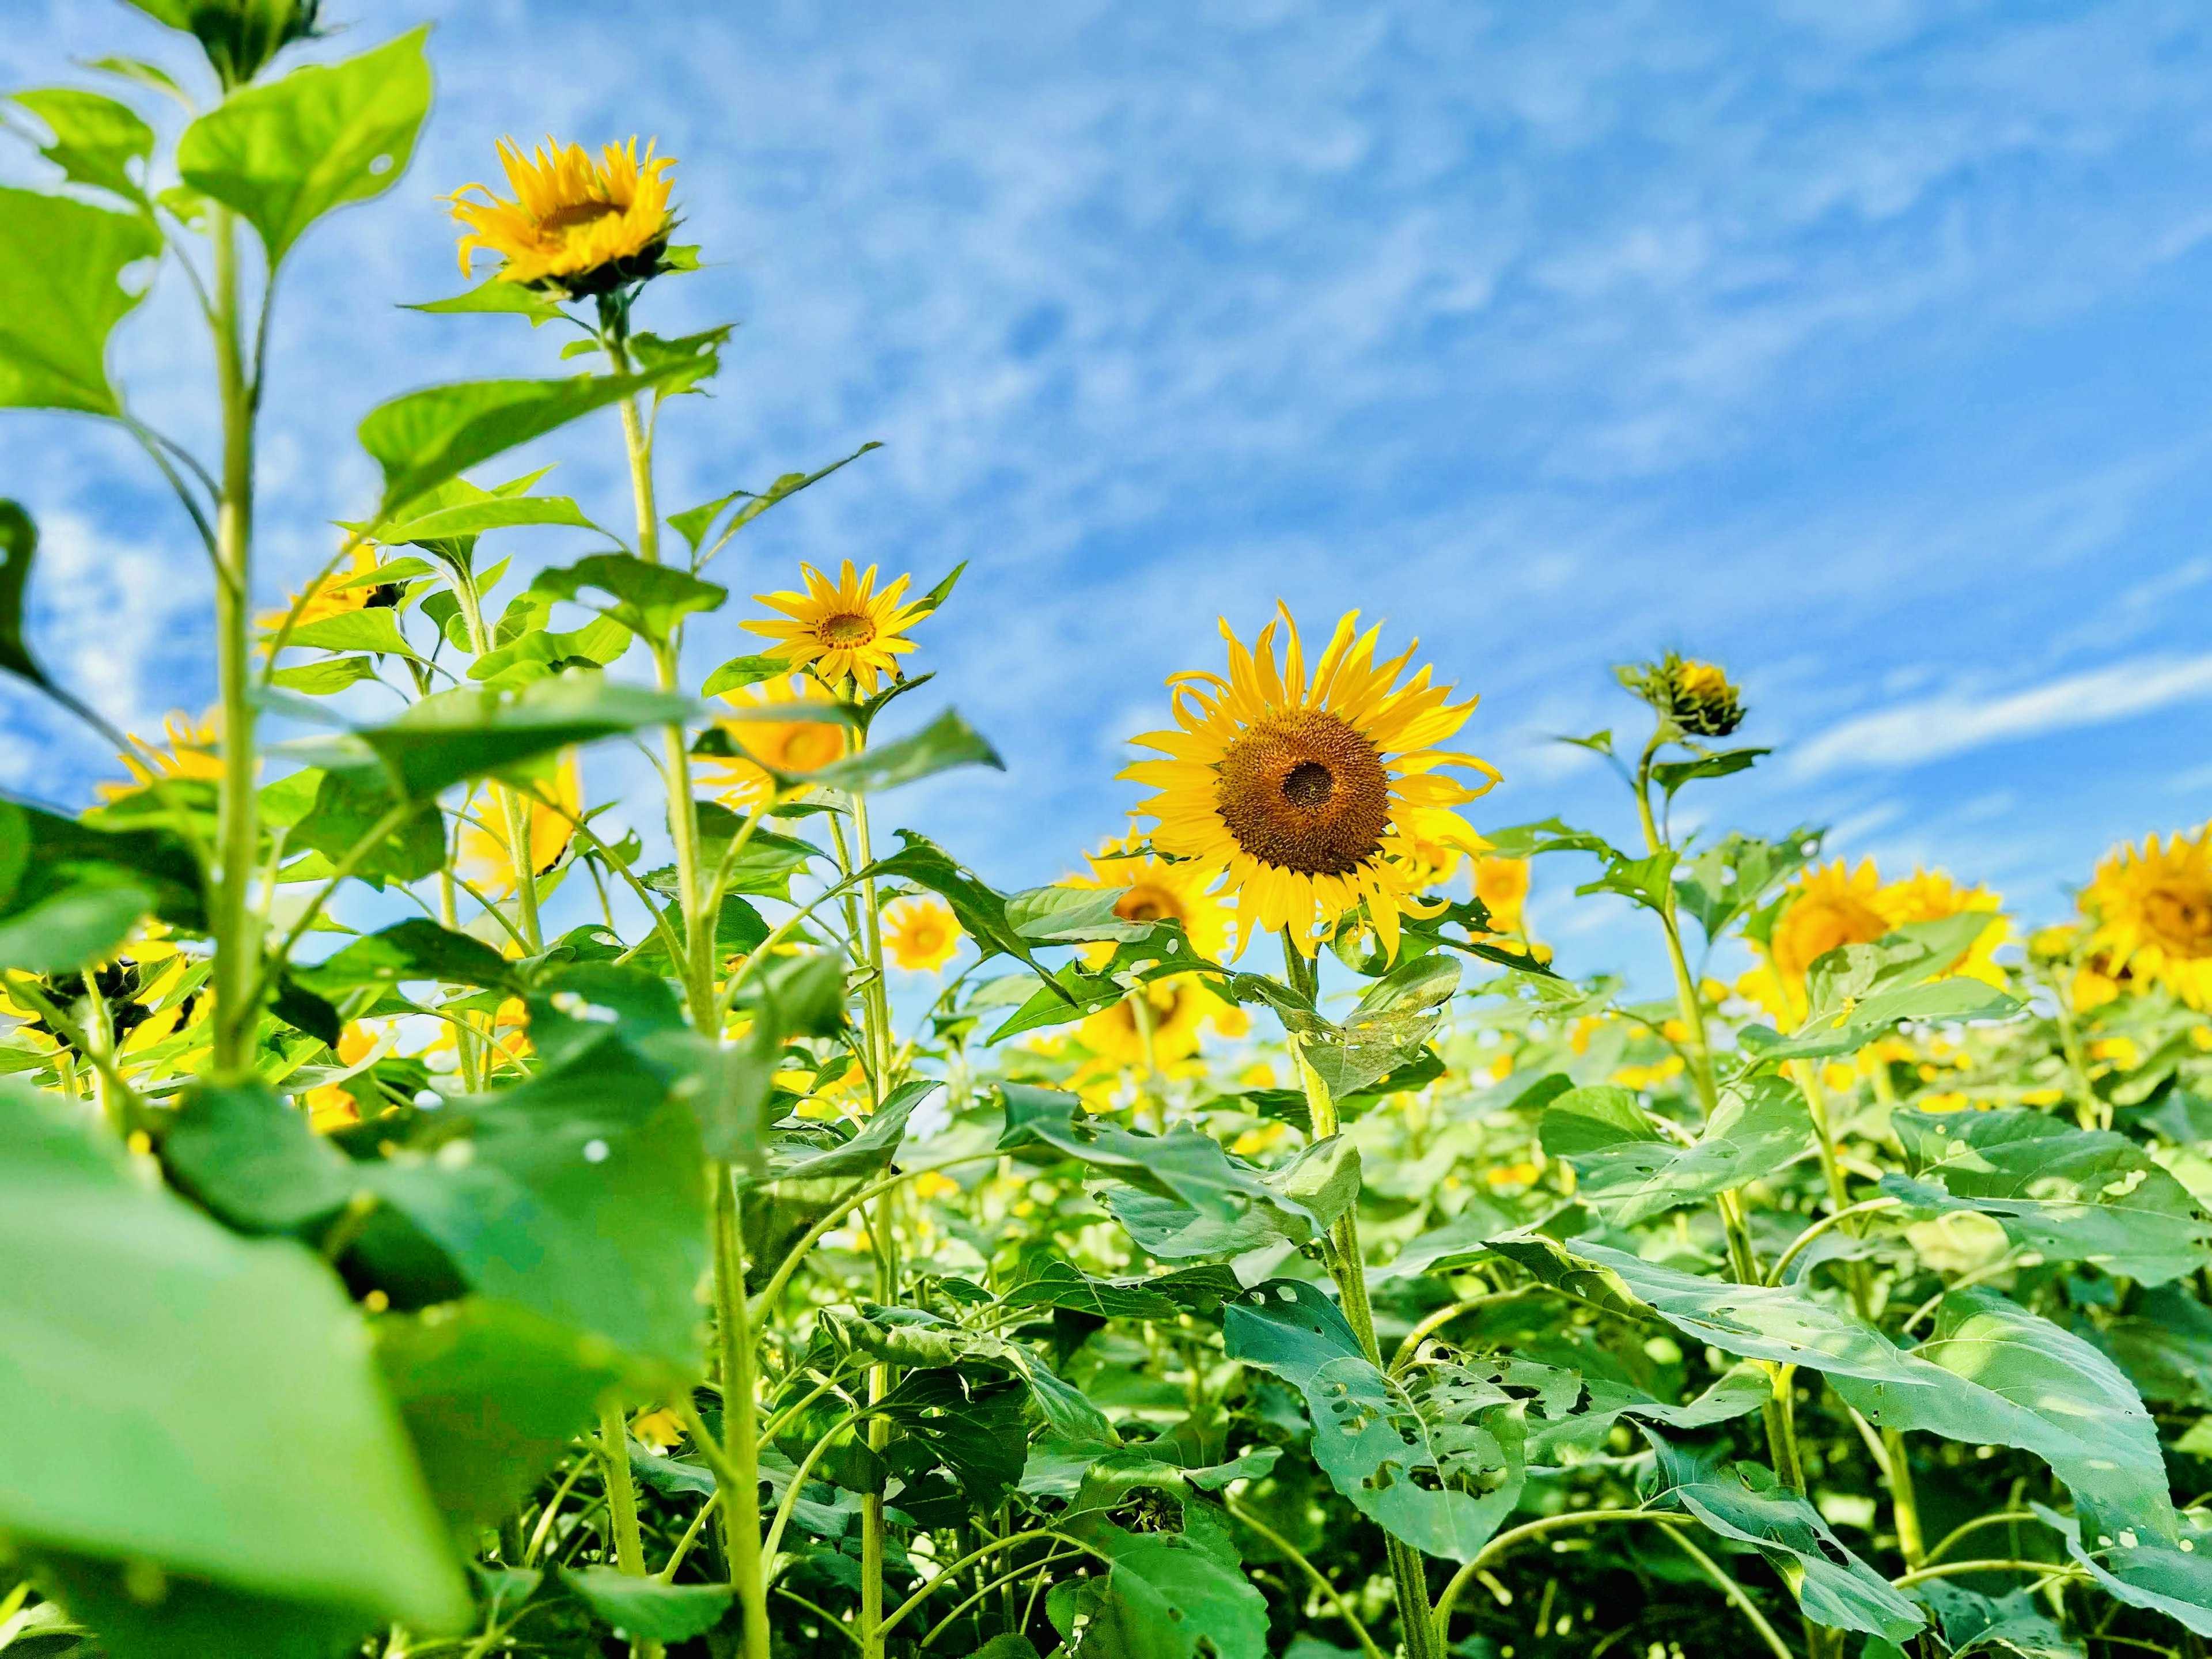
[2144,882,2212,957]
[1115,884,1185,925]
[539,199,622,237]
[1214,710,1391,877]
[820,612,877,647]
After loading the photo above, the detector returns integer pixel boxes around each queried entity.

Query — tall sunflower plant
[12,11,2212,1659]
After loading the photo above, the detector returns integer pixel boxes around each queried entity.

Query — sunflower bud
[128,0,324,90]
[1619,653,1744,738]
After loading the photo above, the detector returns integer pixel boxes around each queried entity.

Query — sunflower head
[1472,855,1531,935]
[696,674,851,806]
[1740,858,1893,1023]
[742,562,931,695]
[1124,604,1498,960]
[2082,825,2212,1009]
[451,137,679,297]
[1620,653,1744,738]
[885,897,962,974]
[258,543,397,649]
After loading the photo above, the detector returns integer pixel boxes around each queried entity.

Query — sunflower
[1741,859,1893,1024]
[450,137,677,296]
[884,897,962,974]
[1880,867,2006,988]
[1064,838,1232,964]
[460,753,582,896]
[1472,854,1531,935]
[96,710,226,803]
[743,562,930,695]
[1124,604,1497,959]
[258,543,396,647]
[1077,978,1227,1073]
[695,673,851,806]
[2082,825,2212,1008]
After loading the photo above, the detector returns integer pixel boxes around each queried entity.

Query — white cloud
[1791,655,2212,778]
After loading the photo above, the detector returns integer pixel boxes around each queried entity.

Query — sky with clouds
[3,0,2211,986]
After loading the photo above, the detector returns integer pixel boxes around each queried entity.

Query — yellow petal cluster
[2081,824,2212,1009]
[451,137,676,293]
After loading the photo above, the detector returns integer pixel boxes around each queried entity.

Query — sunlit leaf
[0,187,159,415]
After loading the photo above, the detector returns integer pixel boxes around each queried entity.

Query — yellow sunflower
[2082,825,2212,1008]
[1064,837,1232,964]
[1077,978,1229,1073]
[884,896,962,974]
[1123,604,1498,959]
[743,562,930,694]
[258,544,393,647]
[1880,867,2006,988]
[1740,858,1892,1024]
[460,753,581,895]
[97,710,225,803]
[1472,854,1531,935]
[695,673,851,806]
[450,137,677,295]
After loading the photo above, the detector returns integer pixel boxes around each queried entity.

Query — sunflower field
[10,10,2212,1659]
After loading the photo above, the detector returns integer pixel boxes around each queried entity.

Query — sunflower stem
[209,203,261,1080]
[445,563,545,953]
[1285,935,1438,1659]
[714,1176,771,1659]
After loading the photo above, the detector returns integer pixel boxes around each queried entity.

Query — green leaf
[272,654,380,694]
[293,918,522,1001]
[1650,747,1768,800]
[870,830,1065,984]
[31,1556,377,1659]
[0,797,203,934]
[1656,1458,1924,1643]
[122,0,324,89]
[626,325,730,402]
[379,1299,628,1533]
[369,1033,709,1373]
[874,1370,1029,1514]
[285,605,419,658]
[1574,849,1676,911]
[1913,1581,2083,1659]
[306,676,695,802]
[796,708,1003,794]
[0,501,52,689]
[0,883,153,975]
[377,494,601,547]
[404,278,568,325]
[2034,1501,2212,1637]
[678,441,884,566]
[162,1081,356,1234]
[700,653,790,696]
[469,615,634,688]
[360,368,700,527]
[1005,883,1165,946]
[562,1567,732,1643]
[525,963,685,1071]
[766,1078,937,1184]
[0,1085,468,1627]
[1281,952,1460,1099]
[1887,1108,2212,1287]
[1482,817,1624,861]
[531,554,726,643]
[0,187,160,415]
[287,767,443,883]
[1746,976,2021,1062]
[998,1256,1185,1321]
[9,89,153,207]
[175,29,430,262]
[1049,1505,1267,1659]
[2103,1288,2212,1407]
[1544,1075,1815,1226]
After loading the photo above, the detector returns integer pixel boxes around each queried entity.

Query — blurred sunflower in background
[450,136,677,295]
[97,710,226,803]
[2082,825,2212,1009]
[1124,603,1498,959]
[696,673,851,806]
[884,897,962,974]
[1065,838,1231,963]
[1473,853,1532,936]
[257,543,397,646]
[743,562,930,694]
[1741,858,2007,1025]
[460,754,581,896]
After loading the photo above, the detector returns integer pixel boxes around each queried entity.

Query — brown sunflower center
[820,612,877,647]
[539,199,623,236]
[1115,883,1185,925]
[2143,881,2212,958]
[1214,710,1391,877]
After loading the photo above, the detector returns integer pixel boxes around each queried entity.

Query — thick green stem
[210,204,260,1079]
[598,1402,647,1575]
[1290,983,1438,1659]
[714,1178,770,1659]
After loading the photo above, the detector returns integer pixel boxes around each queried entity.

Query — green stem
[1226,1497,1386,1659]
[444,566,544,952]
[1286,944,1438,1659]
[713,1179,771,1659]
[597,1402,647,1577]
[209,203,260,1080]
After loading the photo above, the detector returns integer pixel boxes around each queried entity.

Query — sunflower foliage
[10,17,2212,1659]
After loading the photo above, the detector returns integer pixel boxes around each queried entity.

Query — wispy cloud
[1791,656,2212,778]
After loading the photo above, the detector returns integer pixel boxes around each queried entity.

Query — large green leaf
[162,1082,357,1234]
[284,605,419,659]
[360,370,695,525]
[1542,1075,1814,1226]
[562,1567,732,1643]
[378,1299,628,1533]
[763,1078,938,1184]
[10,89,153,207]
[0,187,160,415]
[1278,953,1460,1099]
[1494,1236,2175,1529]
[0,501,51,690]
[369,1033,709,1372]
[1049,1502,1267,1659]
[0,797,204,933]
[0,884,153,975]
[2034,1501,2212,1637]
[1654,1457,1925,1643]
[175,29,430,261]
[0,1085,467,1628]
[293,917,522,1001]
[797,709,1003,794]
[1885,1108,2212,1287]
[874,1369,1029,1514]
[871,830,1068,983]
[2102,1287,2212,1407]
[376,493,600,547]
[1903,1581,2082,1659]
[531,554,726,645]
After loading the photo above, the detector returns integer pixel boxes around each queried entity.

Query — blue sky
[4,0,2211,985]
